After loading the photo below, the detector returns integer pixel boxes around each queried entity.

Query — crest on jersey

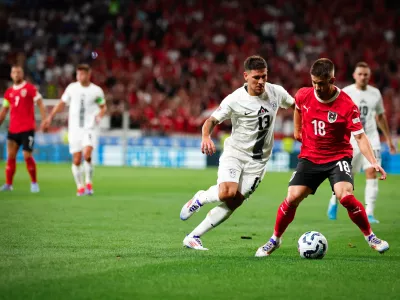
[271,101,277,111]
[229,169,236,178]
[327,111,337,123]
[21,89,27,97]
[258,106,268,115]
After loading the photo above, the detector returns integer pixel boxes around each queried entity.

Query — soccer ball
[298,231,328,259]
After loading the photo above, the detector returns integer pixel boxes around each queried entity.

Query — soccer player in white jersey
[179,55,295,250]
[44,64,107,196]
[327,62,396,223]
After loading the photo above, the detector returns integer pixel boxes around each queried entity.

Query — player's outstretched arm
[293,107,302,142]
[0,106,9,127]
[43,100,66,129]
[201,116,218,156]
[376,113,396,154]
[354,132,387,180]
[0,98,9,127]
[36,98,47,131]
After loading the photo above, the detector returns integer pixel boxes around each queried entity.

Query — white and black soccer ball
[298,231,328,259]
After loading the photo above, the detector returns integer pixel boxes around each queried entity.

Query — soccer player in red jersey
[0,65,47,192]
[255,58,389,257]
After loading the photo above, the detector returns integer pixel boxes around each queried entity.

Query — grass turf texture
[0,164,399,300]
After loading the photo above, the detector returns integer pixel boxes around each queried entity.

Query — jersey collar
[314,86,340,103]
[13,81,27,90]
[243,83,268,99]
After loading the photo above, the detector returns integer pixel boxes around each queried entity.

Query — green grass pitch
[0,163,399,300]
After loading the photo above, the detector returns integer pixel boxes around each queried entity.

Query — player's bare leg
[1,140,19,191]
[334,181,388,253]
[256,185,312,257]
[72,152,85,196]
[183,182,243,250]
[83,146,94,195]
[23,150,39,193]
[364,167,379,223]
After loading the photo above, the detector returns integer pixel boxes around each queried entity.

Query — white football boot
[255,238,281,257]
[0,184,13,191]
[367,234,389,254]
[180,190,204,221]
[31,182,40,193]
[183,235,208,251]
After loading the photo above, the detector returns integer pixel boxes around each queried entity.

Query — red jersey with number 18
[295,87,364,164]
[3,81,41,133]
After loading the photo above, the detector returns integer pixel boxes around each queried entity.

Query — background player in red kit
[0,65,47,192]
[255,58,389,257]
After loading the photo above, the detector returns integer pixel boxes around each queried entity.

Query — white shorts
[68,129,97,154]
[217,151,267,199]
[352,147,382,172]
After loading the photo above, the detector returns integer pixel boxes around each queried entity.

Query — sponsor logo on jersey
[352,117,360,124]
[303,105,310,112]
[328,111,337,123]
[244,111,251,115]
[229,169,236,178]
[257,106,268,115]
[21,89,27,97]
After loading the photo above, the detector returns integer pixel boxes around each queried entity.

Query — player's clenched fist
[201,137,216,155]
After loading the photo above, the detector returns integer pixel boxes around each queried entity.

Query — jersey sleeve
[375,90,385,115]
[294,88,305,111]
[95,88,106,105]
[211,95,233,123]
[347,104,364,136]
[31,85,42,103]
[61,85,71,105]
[276,85,294,109]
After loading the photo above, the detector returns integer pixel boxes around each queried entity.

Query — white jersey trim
[352,129,364,136]
[33,92,42,103]
[314,87,341,103]
[12,81,27,90]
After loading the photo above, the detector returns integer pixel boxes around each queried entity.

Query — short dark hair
[244,55,267,71]
[76,64,91,72]
[355,61,370,69]
[310,58,335,79]
[11,64,23,70]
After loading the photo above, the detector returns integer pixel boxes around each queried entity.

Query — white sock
[71,164,83,189]
[190,203,232,237]
[84,160,93,184]
[365,232,374,241]
[365,179,378,216]
[329,194,338,205]
[271,234,280,243]
[198,185,221,205]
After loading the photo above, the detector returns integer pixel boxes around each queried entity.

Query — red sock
[273,199,297,237]
[25,157,37,183]
[6,158,16,185]
[340,194,371,236]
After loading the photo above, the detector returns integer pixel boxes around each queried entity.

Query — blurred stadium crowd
[0,0,400,137]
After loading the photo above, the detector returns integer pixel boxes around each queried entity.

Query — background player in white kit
[44,64,107,196]
[179,56,294,250]
[327,62,396,223]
